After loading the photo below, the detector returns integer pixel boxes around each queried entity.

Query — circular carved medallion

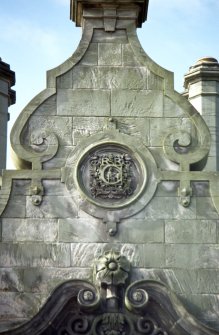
[64,130,158,220]
[77,145,146,209]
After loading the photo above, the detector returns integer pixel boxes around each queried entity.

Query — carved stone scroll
[1,250,218,335]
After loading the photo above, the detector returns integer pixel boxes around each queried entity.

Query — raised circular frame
[64,130,158,221]
[75,142,147,209]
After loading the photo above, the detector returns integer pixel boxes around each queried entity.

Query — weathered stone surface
[149,117,192,146]
[79,43,98,66]
[122,44,141,66]
[26,115,73,146]
[2,218,58,242]
[73,116,106,144]
[165,220,217,243]
[147,70,164,90]
[116,117,150,145]
[72,66,147,89]
[0,292,45,319]
[34,95,57,116]
[111,89,163,117]
[71,243,144,267]
[42,180,69,196]
[59,218,105,242]
[22,267,91,293]
[197,197,219,219]
[0,243,71,267]
[143,244,166,267]
[43,145,72,168]
[0,268,24,292]
[26,195,77,219]
[11,180,31,196]
[57,88,110,116]
[155,181,179,196]
[98,43,122,66]
[192,181,210,197]
[92,29,128,43]
[164,95,185,117]
[56,70,73,89]
[135,196,196,220]
[149,147,179,171]
[2,195,26,218]
[166,244,219,268]
[114,219,164,243]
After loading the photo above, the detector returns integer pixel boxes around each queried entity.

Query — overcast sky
[1,0,219,167]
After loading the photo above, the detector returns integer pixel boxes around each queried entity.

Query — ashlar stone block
[72,66,147,90]
[113,219,164,243]
[2,218,58,242]
[197,197,219,220]
[122,44,141,67]
[166,244,219,269]
[98,43,122,66]
[26,195,77,219]
[165,220,217,244]
[59,218,106,242]
[0,243,71,267]
[111,89,163,117]
[136,196,196,220]
[57,88,110,116]
[116,117,150,145]
[79,43,98,66]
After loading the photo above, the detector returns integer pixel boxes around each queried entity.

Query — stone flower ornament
[95,250,131,286]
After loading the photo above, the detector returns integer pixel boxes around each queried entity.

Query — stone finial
[70,0,149,27]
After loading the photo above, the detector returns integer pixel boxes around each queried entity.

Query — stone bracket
[30,179,44,206]
[104,220,119,236]
[0,169,61,216]
[178,179,192,207]
[160,170,219,212]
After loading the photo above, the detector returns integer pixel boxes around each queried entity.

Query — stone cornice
[70,0,149,27]
[0,59,16,105]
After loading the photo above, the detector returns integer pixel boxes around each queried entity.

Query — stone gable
[1,0,219,333]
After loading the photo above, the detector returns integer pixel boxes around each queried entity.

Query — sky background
[1,0,219,167]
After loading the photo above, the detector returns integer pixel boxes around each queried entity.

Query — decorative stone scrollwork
[3,249,219,335]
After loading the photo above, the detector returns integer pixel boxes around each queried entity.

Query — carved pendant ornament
[3,250,219,335]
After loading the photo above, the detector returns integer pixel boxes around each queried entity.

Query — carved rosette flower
[95,250,130,286]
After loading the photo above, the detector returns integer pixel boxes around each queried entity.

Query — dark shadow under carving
[0,251,218,335]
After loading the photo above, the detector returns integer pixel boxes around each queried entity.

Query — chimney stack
[0,58,16,173]
[184,57,219,171]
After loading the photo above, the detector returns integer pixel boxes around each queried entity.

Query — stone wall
[1,1,219,333]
